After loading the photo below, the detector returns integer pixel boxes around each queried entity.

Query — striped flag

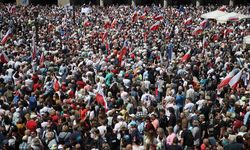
[184,17,192,25]
[150,21,160,31]
[192,27,203,36]
[1,28,13,45]
[139,13,147,20]
[131,12,138,23]
[181,50,191,62]
[83,19,91,27]
[102,32,108,43]
[53,77,60,92]
[229,70,242,90]
[217,70,235,89]
[111,19,118,28]
[200,20,208,28]
[0,52,9,64]
[218,6,226,11]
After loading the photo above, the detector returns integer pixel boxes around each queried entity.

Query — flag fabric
[150,21,160,31]
[223,28,233,38]
[39,52,45,68]
[229,70,242,89]
[217,70,235,89]
[218,6,226,11]
[0,52,9,64]
[32,35,37,60]
[111,19,118,28]
[102,32,108,43]
[139,13,147,20]
[7,5,16,14]
[1,28,13,45]
[184,17,192,25]
[103,20,111,29]
[143,32,147,42]
[95,93,108,110]
[118,46,127,64]
[131,12,138,23]
[192,27,203,36]
[153,14,164,21]
[181,50,191,62]
[202,36,209,49]
[200,20,208,28]
[229,17,239,21]
[53,77,60,92]
[83,19,91,27]
[213,34,219,42]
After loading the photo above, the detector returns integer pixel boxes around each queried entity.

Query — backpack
[184,130,194,147]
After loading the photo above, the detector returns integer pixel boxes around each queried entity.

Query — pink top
[166,133,176,145]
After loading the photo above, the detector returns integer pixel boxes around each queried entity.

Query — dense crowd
[0,3,250,150]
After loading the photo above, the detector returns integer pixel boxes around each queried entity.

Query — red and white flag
[202,36,209,48]
[131,12,138,23]
[111,19,118,28]
[212,34,219,42]
[53,77,60,92]
[150,21,160,31]
[218,6,226,11]
[217,70,235,89]
[95,93,108,111]
[228,17,239,21]
[0,52,9,64]
[184,17,192,25]
[200,20,208,28]
[118,45,127,64]
[83,19,91,27]
[139,13,147,20]
[7,5,16,14]
[153,14,164,21]
[39,52,45,68]
[32,35,37,60]
[1,28,13,45]
[103,20,111,29]
[229,70,242,89]
[192,27,203,36]
[102,32,108,43]
[181,50,191,62]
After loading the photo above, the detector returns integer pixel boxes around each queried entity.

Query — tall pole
[229,0,234,6]
[100,0,104,7]
[163,0,167,8]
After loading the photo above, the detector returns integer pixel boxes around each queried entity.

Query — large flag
[32,35,37,60]
[229,70,242,89]
[150,21,160,31]
[181,50,191,62]
[217,70,235,89]
[39,52,45,68]
[184,17,192,25]
[1,28,13,45]
[153,14,164,21]
[0,52,9,64]
[95,93,108,110]
[111,19,118,28]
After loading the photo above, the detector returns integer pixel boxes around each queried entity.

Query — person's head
[157,128,165,138]
[236,136,244,144]
[167,126,173,134]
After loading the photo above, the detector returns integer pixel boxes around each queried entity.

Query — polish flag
[192,27,203,36]
[111,19,118,28]
[95,93,108,111]
[229,70,242,89]
[39,52,45,68]
[132,12,138,23]
[184,17,192,25]
[150,21,160,31]
[83,19,91,27]
[218,6,227,11]
[213,34,219,42]
[1,28,13,45]
[143,32,147,42]
[228,17,239,21]
[102,32,108,43]
[153,14,164,21]
[202,36,209,48]
[200,20,208,28]
[0,52,9,64]
[181,50,191,62]
[118,45,127,64]
[223,28,233,38]
[7,5,16,14]
[217,70,235,89]
[32,35,37,60]
[139,13,147,20]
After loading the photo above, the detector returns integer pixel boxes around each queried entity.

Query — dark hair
[236,136,244,144]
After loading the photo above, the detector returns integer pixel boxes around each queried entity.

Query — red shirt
[26,120,37,131]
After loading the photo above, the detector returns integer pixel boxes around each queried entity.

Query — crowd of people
[0,2,249,150]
